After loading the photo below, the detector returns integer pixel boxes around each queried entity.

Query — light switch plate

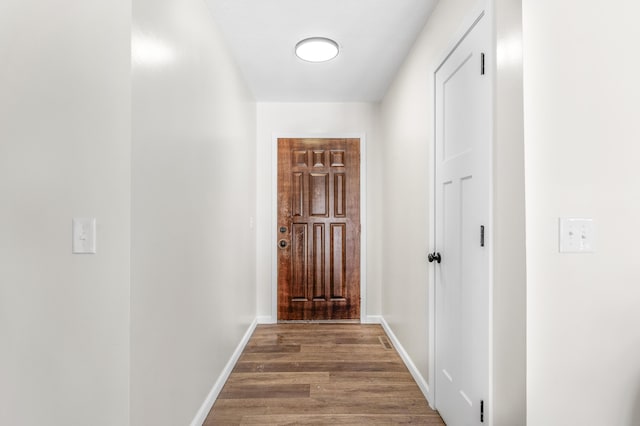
[559,218,595,253]
[73,218,96,254]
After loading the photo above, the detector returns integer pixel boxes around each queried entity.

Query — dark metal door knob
[428,252,442,263]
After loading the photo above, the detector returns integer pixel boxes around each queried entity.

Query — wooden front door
[277,138,360,321]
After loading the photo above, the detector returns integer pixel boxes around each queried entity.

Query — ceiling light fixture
[295,37,339,63]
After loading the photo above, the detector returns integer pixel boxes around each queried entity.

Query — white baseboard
[379,316,433,407]
[257,315,276,324]
[189,318,258,426]
[362,315,383,324]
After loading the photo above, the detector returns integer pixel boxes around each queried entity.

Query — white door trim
[429,1,495,421]
[270,133,367,323]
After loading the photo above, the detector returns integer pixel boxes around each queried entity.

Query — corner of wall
[492,0,526,424]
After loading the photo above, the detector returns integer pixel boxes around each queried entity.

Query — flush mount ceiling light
[295,37,339,62]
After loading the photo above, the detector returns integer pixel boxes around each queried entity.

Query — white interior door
[433,12,491,426]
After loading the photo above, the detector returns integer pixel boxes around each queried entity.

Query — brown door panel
[277,138,360,320]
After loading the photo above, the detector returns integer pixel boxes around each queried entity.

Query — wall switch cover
[73,218,96,254]
[559,218,595,253]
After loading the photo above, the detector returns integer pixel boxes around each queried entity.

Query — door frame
[271,133,368,323]
[429,1,495,419]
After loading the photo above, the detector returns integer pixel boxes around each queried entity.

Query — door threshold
[277,319,361,324]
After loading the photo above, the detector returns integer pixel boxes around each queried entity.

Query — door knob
[428,252,442,263]
[278,239,288,249]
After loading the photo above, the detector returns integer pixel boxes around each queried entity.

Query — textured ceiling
[205,0,438,102]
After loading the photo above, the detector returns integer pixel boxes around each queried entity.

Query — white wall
[256,103,381,321]
[0,1,131,425]
[379,0,479,392]
[523,1,640,424]
[131,0,256,425]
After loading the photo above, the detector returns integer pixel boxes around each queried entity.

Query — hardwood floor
[204,324,445,425]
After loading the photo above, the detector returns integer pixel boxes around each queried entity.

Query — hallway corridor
[204,324,444,425]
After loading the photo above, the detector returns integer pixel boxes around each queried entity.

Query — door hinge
[480,225,485,247]
[480,400,485,423]
[481,53,486,75]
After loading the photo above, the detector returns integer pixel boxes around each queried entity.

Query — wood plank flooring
[204,324,445,425]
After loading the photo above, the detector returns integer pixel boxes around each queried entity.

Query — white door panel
[434,11,491,426]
